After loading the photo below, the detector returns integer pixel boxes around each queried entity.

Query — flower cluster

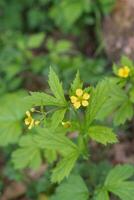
[24,110,40,129]
[70,89,90,109]
[118,66,130,78]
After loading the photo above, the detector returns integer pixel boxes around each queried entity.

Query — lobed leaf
[88,125,118,145]
[51,174,89,200]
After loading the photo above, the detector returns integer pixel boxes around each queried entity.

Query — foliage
[94,164,134,200]
[98,56,134,126]
[0,63,134,199]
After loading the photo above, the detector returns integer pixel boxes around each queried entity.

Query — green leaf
[51,109,66,129]
[34,128,78,156]
[48,68,66,105]
[70,71,83,94]
[96,82,129,122]
[27,33,45,48]
[105,165,134,200]
[129,88,134,103]
[114,101,133,126]
[94,164,134,200]
[121,56,134,68]
[0,92,30,146]
[94,189,109,200]
[86,79,111,126]
[51,174,89,200]
[24,92,64,107]
[45,149,57,164]
[105,164,134,186]
[88,126,118,145]
[109,181,134,200]
[51,150,79,183]
[12,135,42,169]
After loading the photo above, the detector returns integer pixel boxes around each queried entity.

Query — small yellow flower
[62,121,71,128]
[24,111,40,129]
[70,88,90,109]
[118,66,130,78]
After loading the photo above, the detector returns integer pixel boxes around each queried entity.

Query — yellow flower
[24,111,40,129]
[62,121,71,128]
[118,66,130,78]
[70,88,90,109]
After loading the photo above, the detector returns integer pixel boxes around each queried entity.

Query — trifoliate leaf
[12,135,42,169]
[51,175,89,200]
[48,68,66,105]
[51,150,79,183]
[0,92,30,146]
[86,79,111,126]
[88,125,118,145]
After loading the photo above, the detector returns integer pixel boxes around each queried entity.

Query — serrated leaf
[105,164,134,186]
[48,68,66,105]
[51,150,79,183]
[96,83,129,122]
[34,128,78,156]
[51,109,66,129]
[51,174,89,200]
[114,101,133,126]
[12,135,42,169]
[24,92,64,107]
[0,92,30,146]
[86,79,111,126]
[70,71,83,94]
[88,126,118,145]
[94,164,134,200]
[109,181,134,200]
[104,165,134,200]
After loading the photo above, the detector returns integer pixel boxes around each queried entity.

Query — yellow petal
[26,111,31,117]
[82,100,89,107]
[35,120,40,125]
[76,89,83,97]
[83,93,90,100]
[25,118,30,125]
[28,119,34,129]
[73,101,81,109]
[70,96,78,103]
[118,66,130,78]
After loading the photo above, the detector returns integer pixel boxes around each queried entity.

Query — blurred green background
[2,0,132,199]
[0,0,116,95]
